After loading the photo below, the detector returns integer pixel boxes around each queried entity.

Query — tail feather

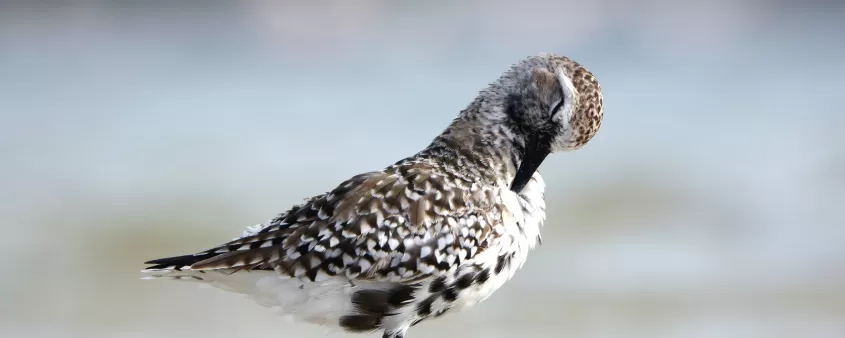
[143,253,218,271]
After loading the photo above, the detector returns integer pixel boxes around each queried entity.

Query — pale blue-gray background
[1,1,843,337]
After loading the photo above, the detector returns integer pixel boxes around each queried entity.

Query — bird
[142,52,603,338]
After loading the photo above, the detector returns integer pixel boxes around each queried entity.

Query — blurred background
[1,0,844,337]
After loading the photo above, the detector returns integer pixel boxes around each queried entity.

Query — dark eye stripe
[550,98,565,117]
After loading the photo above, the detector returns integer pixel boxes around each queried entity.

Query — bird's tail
[140,253,220,281]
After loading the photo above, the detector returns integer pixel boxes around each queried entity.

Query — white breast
[446,172,547,311]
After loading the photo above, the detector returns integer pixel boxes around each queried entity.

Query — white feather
[141,268,398,331]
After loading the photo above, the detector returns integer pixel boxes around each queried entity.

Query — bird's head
[489,53,604,191]
[432,53,603,191]
[496,53,603,153]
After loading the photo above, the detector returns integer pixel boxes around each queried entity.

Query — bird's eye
[550,98,565,117]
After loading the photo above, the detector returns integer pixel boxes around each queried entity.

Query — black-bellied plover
[143,53,603,338]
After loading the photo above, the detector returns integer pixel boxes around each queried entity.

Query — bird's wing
[144,163,506,284]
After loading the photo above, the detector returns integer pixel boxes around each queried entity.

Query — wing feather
[145,163,505,284]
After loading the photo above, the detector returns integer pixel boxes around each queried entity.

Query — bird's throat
[510,133,552,193]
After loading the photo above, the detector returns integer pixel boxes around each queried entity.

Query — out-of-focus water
[1,1,843,337]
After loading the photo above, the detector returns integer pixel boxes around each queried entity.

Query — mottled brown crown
[549,55,603,149]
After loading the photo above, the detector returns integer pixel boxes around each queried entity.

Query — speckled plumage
[142,53,603,338]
